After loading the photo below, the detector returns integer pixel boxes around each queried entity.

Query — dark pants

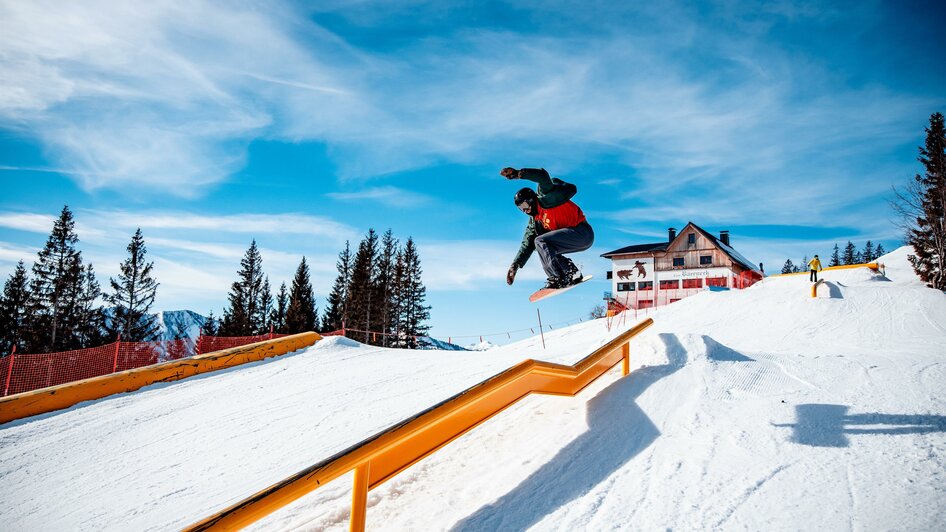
[534,222,594,279]
[810,269,818,282]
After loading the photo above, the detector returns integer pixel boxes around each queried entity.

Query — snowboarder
[503,167,594,289]
[808,255,823,282]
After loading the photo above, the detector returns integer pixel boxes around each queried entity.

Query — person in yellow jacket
[808,255,823,282]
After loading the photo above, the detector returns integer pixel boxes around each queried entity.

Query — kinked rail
[186,318,654,531]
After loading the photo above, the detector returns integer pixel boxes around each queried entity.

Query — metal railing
[186,318,654,531]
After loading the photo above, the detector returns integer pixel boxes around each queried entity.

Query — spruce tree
[800,256,809,272]
[862,241,875,263]
[258,276,273,333]
[396,237,430,349]
[780,259,796,274]
[28,206,84,352]
[875,243,886,257]
[202,310,219,336]
[842,241,858,265]
[904,112,946,289]
[72,263,107,348]
[322,241,352,333]
[106,228,160,341]
[286,257,317,333]
[0,261,31,354]
[829,244,841,267]
[375,229,399,347]
[348,230,378,342]
[271,282,288,333]
[221,240,266,336]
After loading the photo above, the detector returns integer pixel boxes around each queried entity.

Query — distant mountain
[155,310,205,341]
[416,336,468,351]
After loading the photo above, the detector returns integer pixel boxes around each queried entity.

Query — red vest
[534,201,586,231]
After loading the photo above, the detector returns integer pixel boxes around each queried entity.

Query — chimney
[720,230,730,246]
[668,227,676,242]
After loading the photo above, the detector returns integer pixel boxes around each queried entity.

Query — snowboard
[529,275,593,303]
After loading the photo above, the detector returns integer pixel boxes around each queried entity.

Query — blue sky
[0,0,943,344]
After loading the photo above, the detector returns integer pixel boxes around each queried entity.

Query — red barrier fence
[1,333,289,397]
[196,333,287,354]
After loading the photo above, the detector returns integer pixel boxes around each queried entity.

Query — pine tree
[800,256,809,272]
[875,243,886,257]
[286,257,317,333]
[842,241,859,265]
[105,229,160,341]
[0,261,31,354]
[202,310,219,336]
[374,229,399,347]
[72,263,107,348]
[347,230,378,342]
[258,276,273,333]
[28,206,85,352]
[780,259,796,274]
[271,282,288,333]
[829,244,841,267]
[862,241,875,263]
[221,240,266,336]
[322,241,352,333]
[903,112,946,289]
[396,238,430,349]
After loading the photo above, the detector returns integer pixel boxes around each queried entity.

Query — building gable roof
[600,241,668,258]
[601,222,761,274]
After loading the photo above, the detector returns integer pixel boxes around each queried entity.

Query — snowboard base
[529,275,593,303]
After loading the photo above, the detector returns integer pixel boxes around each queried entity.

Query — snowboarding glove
[506,263,519,285]
[501,167,520,179]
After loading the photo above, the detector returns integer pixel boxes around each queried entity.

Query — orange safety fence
[2,334,289,397]
[186,317,654,532]
[197,333,288,354]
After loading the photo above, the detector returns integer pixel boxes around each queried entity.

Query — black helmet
[514,187,537,214]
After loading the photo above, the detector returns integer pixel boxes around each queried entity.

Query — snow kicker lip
[0,332,321,425]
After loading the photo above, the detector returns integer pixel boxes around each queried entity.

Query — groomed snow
[1,246,944,530]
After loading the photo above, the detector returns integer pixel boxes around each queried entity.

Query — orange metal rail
[0,332,321,425]
[186,318,654,532]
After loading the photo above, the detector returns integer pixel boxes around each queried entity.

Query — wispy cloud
[325,186,432,207]
[2,0,935,201]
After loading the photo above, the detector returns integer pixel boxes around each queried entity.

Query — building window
[607,271,613,279]
[659,280,679,290]
[682,278,703,289]
[672,257,685,267]
[700,255,712,265]
[688,233,696,244]
[706,276,728,287]
[638,281,653,291]
[617,282,635,292]
[638,300,654,309]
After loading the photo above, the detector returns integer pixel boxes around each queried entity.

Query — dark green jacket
[512,169,578,268]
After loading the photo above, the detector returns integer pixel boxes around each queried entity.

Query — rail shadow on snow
[775,404,946,447]
[451,333,688,532]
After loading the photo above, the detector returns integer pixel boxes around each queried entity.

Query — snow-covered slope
[1,247,944,531]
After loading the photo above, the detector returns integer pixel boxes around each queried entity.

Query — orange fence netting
[2,333,290,397]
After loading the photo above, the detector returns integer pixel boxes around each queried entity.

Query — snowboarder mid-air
[503,167,594,290]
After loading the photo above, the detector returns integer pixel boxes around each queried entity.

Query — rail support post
[350,462,370,532]
[621,342,630,376]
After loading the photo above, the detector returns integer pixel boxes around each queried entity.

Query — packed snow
[1,246,944,531]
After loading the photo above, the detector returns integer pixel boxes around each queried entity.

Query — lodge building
[600,222,763,310]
